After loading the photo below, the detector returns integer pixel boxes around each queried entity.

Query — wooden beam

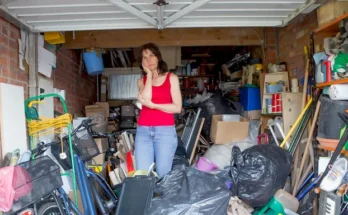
[64,27,264,49]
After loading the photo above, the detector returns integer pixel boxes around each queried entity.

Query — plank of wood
[190,118,205,165]
[64,28,263,49]
[0,83,28,160]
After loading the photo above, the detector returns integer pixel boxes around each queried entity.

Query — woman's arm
[151,74,182,114]
[138,72,152,100]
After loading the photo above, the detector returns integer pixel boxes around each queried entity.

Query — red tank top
[137,73,175,126]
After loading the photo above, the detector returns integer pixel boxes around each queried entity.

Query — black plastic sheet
[195,90,239,138]
[230,144,291,208]
[146,165,231,215]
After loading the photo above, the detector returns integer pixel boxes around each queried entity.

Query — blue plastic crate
[239,87,261,111]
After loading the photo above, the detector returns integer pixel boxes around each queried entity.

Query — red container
[276,99,282,105]
[183,77,190,89]
[276,106,281,112]
[272,106,277,112]
[324,60,331,82]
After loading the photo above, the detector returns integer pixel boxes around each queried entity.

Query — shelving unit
[313,12,348,88]
[260,72,302,138]
[317,78,348,88]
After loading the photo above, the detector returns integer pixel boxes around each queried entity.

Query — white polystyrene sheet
[0,83,28,159]
[109,74,141,100]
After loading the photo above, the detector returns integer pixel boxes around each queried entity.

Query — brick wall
[264,27,278,66]
[0,17,29,98]
[52,49,97,115]
[0,17,97,116]
[278,11,318,80]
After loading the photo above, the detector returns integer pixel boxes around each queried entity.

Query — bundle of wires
[27,113,72,137]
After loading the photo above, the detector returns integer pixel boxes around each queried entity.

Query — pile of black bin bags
[146,144,291,215]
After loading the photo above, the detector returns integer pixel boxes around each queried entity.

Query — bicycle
[3,118,118,215]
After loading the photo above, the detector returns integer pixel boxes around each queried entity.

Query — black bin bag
[230,144,292,208]
[146,165,231,215]
[195,89,239,138]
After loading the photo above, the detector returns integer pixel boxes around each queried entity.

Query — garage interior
[0,0,348,214]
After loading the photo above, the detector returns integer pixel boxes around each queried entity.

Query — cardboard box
[244,110,261,120]
[85,102,109,117]
[108,121,118,132]
[317,0,348,26]
[68,190,84,214]
[95,138,108,153]
[210,115,249,144]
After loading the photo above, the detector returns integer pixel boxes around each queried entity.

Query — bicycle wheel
[37,202,79,215]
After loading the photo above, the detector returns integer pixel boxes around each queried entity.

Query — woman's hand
[142,63,152,76]
[138,93,154,109]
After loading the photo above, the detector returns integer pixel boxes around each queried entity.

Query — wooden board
[316,1,348,29]
[282,92,303,140]
[0,83,28,160]
[64,27,264,49]
[189,118,205,165]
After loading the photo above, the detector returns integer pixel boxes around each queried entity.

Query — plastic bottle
[186,63,191,76]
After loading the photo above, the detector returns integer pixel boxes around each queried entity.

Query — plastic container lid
[274,189,299,213]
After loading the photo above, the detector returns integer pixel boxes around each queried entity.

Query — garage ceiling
[1,0,317,32]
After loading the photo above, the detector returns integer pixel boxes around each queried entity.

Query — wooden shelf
[179,75,214,78]
[261,113,282,116]
[315,13,348,34]
[264,92,285,95]
[317,144,348,156]
[316,78,348,88]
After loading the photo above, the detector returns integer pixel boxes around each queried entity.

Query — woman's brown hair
[137,43,168,76]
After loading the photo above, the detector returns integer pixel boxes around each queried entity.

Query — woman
[135,43,182,177]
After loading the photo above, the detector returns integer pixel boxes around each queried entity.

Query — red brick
[8,68,17,79]
[1,67,9,77]
[9,39,18,50]
[10,24,20,39]
[9,79,22,87]
[1,26,10,37]
[0,45,10,56]
[10,49,17,60]
[16,72,28,83]
[0,34,7,45]
[0,76,8,83]
[10,58,19,70]
[0,56,9,66]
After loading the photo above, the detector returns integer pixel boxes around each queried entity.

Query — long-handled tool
[299,112,348,213]
[293,100,321,195]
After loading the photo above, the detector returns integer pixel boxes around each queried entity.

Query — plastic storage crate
[239,87,261,111]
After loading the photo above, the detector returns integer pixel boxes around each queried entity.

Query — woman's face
[142,49,159,71]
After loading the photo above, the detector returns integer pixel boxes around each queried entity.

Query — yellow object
[44,32,65,44]
[280,98,313,148]
[27,113,72,136]
[255,64,263,71]
[28,100,44,107]
[88,165,103,173]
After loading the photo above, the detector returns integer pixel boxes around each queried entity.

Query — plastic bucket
[83,51,104,76]
[196,157,219,172]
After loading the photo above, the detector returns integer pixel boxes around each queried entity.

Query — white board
[38,76,54,142]
[0,83,28,159]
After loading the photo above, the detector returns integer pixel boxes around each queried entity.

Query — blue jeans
[135,126,178,177]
